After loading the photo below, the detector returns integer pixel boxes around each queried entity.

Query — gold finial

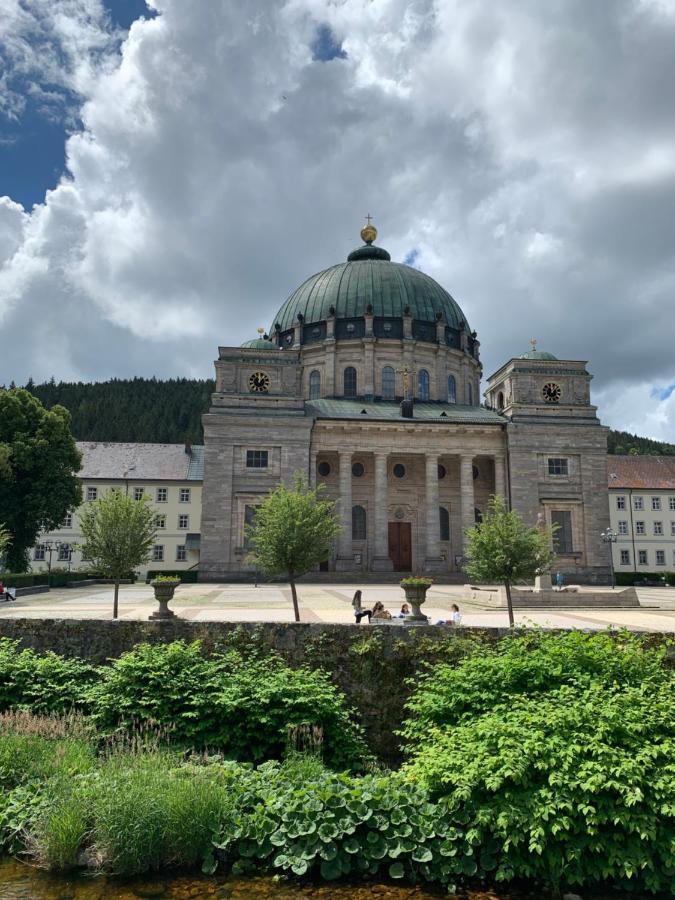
[530,337,537,351]
[257,327,265,335]
[360,213,377,245]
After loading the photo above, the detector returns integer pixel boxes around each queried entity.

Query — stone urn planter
[400,577,433,623]
[149,578,180,620]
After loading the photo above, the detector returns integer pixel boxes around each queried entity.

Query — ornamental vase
[150,581,179,620]
[402,585,430,621]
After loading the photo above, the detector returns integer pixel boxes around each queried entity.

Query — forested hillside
[6,378,675,454]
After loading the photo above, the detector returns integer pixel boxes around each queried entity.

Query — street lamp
[42,540,63,586]
[601,527,618,589]
[124,465,137,496]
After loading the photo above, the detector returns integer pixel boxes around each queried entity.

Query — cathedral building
[199,222,611,582]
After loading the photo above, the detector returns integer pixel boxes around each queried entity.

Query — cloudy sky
[1,0,675,440]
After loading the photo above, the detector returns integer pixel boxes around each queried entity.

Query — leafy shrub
[0,782,50,853]
[405,683,675,895]
[145,569,199,583]
[402,630,670,747]
[0,639,97,714]
[214,762,478,889]
[87,641,368,769]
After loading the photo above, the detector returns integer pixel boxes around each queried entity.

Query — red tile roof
[607,455,675,489]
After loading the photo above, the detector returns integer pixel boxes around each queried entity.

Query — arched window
[352,505,366,540]
[447,374,457,404]
[344,367,357,397]
[382,366,395,400]
[418,369,430,401]
[439,507,450,542]
[309,370,321,400]
[497,391,504,410]
[468,382,473,406]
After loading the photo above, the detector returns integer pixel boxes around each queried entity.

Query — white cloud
[0,0,674,441]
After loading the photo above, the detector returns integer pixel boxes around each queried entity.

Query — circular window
[352,462,365,477]
[317,461,331,477]
[437,464,446,479]
[472,465,479,481]
[393,464,406,479]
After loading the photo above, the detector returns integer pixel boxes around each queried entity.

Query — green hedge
[615,570,675,586]
[145,569,199,583]
[0,574,48,588]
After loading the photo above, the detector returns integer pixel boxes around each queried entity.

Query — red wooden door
[388,522,412,571]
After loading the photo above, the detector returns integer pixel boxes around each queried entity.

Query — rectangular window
[63,513,73,528]
[175,544,187,562]
[86,486,98,501]
[616,496,626,509]
[57,544,71,562]
[179,488,191,503]
[638,549,648,565]
[156,488,168,502]
[551,510,573,554]
[133,487,144,501]
[671,522,675,536]
[652,497,662,511]
[620,549,630,565]
[547,458,569,476]
[246,450,268,469]
[635,521,645,535]
[617,520,628,535]
[656,550,666,566]
[670,497,675,511]
[152,545,164,562]
[155,515,166,529]
[178,514,189,529]
[34,544,46,561]
[654,521,663,535]
[633,496,644,510]
[243,504,259,549]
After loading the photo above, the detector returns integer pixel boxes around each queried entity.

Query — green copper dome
[519,350,558,360]
[270,240,470,334]
[241,337,277,349]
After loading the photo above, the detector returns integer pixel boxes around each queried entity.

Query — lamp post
[123,465,137,496]
[601,527,618,589]
[42,540,62,587]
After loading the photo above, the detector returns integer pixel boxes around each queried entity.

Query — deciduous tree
[79,490,156,619]
[464,496,556,627]
[0,388,82,572]
[247,475,340,622]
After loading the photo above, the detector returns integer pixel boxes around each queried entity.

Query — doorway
[388,522,412,571]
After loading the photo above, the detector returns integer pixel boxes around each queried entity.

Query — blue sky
[0,0,151,210]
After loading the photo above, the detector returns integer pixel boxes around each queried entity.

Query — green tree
[0,388,82,572]
[0,525,10,570]
[247,475,340,622]
[78,490,156,619]
[464,496,556,627]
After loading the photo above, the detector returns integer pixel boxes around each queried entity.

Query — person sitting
[394,603,410,618]
[371,601,392,620]
[436,603,462,626]
[352,590,372,624]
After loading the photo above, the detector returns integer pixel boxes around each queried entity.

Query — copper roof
[76,442,204,482]
[607,455,675,489]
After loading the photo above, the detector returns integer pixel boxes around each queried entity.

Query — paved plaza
[0,582,673,630]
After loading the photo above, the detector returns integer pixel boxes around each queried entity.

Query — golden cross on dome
[530,337,537,351]
[365,213,373,226]
[257,327,265,335]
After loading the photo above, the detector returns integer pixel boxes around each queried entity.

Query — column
[494,455,506,502]
[460,454,475,556]
[425,455,445,571]
[309,450,318,488]
[335,450,353,570]
[372,452,393,571]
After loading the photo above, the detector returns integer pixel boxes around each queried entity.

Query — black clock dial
[249,372,270,393]
[542,382,561,403]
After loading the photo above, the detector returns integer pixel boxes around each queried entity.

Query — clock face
[248,371,270,393]
[542,382,561,404]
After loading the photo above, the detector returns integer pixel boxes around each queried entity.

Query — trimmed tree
[464,496,557,627]
[0,388,82,572]
[79,490,156,619]
[247,474,340,622]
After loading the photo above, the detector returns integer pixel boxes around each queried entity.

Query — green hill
[6,378,675,454]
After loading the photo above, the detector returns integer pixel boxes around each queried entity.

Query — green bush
[0,573,48,588]
[0,639,98,713]
[145,569,199,583]
[615,570,675,586]
[405,683,675,895]
[86,640,368,769]
[0,732,95,788]
[401,630,670,747]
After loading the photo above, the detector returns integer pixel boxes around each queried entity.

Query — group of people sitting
[351,590,461,626]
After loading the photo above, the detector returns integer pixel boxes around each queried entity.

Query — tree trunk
[113,579,120,620]
[504,579,515,628]
[289,575,300,623]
